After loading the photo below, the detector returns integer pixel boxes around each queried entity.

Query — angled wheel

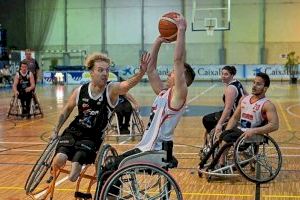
[105,112,120,139]
[94,144,118,199]
[234,134,282,184]
[24,138,58,194]
[131,110,144,136]
[99,163,183,200]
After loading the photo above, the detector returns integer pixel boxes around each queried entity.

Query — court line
[2,186,300,199]
[2,141,300,150]
[34,165,87,199]
[2,148,300,158]
[34,176,69,199]
[187,83,218,104]
[276,100,294,132]
[286,103,300,119]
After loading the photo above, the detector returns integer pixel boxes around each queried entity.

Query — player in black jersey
[201,65,247,149]
[115,93,139,134]
[51,52,150,182]
[12,61,35,117]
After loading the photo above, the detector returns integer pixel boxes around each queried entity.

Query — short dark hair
[184,63,195,87]
[256,72,270,87]
[222,65,236,76]
[19,60,28,67]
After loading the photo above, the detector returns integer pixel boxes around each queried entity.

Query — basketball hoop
[205,26,215,36]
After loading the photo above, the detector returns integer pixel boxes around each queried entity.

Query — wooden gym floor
[0,81,300,200]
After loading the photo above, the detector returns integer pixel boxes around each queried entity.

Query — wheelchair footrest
[74,191,92,199]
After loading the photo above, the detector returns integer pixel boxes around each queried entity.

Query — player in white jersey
[216,72,279,166]
[106,14,195,169]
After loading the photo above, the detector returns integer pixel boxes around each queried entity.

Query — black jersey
[69,82,114,139]
[222,80,245,112]
[17,71,30,93]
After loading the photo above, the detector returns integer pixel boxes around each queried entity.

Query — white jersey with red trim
[135,88,186,151]
[238,94,268,131]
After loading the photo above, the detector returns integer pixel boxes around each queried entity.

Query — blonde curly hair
[85,52,111,70]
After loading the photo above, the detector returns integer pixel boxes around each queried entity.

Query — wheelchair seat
[118,150,168,168]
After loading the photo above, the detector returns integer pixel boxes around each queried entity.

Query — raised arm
[243,101,279,138]
[146,37,165,95]
[172,15,188,108]
[109,52,151,104]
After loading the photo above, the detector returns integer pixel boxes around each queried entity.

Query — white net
[206,26,215,36]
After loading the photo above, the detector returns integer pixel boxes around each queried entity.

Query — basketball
[158,12,180,42]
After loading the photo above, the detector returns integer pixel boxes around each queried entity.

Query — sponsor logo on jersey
[242,113,253,120]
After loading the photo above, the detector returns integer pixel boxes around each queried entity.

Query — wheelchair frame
[24,141,117,200]
[7,93,43,119]
[25,139,182,200]
[94,147,183,200]
[198,132,282,184]
[105,109,144,141]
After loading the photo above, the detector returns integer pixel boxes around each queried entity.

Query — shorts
[220,127,244,143]
[202,110,223,133]
[56,127,102,165]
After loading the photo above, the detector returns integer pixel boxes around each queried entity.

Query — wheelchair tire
[24,138,58,194]
[131,110,144,137]
[94,144,118,199]
[99,163,183,200]
[234,134,282,184]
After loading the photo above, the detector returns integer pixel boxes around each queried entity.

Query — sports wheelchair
[198,127,282,184]
[105,109,144,141]
[24,137,109,200]
[25,138,182,199]
[93,143,182,200]
[7,93,43,119]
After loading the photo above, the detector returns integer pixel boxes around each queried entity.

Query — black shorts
[220,127,244,143]
[56,127,102,165]
[202,110,223,133]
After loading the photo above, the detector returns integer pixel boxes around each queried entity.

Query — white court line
[119,137,132,145]
[2,145,300,153]
[0,141,46,145]
[34,176,69,199]
[187,83,218,104]
[34,165,86,199]
[286,103,300,118]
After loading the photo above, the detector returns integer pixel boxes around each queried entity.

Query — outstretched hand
[158,36,171,44]
[140,52,151,72]
[174,14,187,31]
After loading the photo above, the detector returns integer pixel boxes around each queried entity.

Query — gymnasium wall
[6,0,300,70]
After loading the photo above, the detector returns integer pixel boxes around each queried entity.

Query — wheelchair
[24,138,116,200]
[105,109,144,141]
[7,93,43,119]
[198,130,282,184]
[25,138,182,199]
[94,144,183,200]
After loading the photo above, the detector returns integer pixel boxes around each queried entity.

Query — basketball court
[0,81,300,199]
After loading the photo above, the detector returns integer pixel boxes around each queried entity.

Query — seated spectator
[1,64,12,84]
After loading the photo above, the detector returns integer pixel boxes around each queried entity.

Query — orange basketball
[158,12,180,42]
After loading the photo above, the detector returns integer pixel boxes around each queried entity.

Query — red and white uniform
[135,88,186,151]
[238,94,268,131]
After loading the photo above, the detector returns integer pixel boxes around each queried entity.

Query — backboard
[191,0,231,35]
